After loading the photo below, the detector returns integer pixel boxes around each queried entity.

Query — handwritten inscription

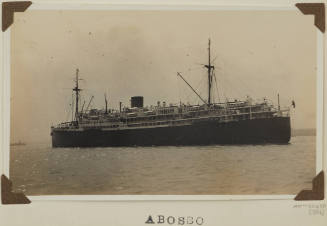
[293,203,326,216]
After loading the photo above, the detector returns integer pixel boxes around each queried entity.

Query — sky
[10,10,317,143]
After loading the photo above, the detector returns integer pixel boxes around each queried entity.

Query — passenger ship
[51,40,291,147]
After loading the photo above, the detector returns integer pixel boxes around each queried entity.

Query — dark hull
[51,117,291,147]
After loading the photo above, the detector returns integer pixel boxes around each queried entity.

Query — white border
[1,24,11,180]
[316,30,324,173]
[1,1,325,202]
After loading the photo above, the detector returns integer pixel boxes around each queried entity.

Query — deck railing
[54,104,290,130]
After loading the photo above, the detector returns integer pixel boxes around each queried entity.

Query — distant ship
[10,141,26,146]
[51,40,291,147]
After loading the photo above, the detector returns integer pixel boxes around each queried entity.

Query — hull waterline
[51,117,291,147]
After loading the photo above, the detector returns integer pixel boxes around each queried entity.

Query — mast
[71,93,74,121]
[177,39,215,106]
[204,39,214,105]
[104,93,108,114]
[278,93,280,111]
[73,68,81,121]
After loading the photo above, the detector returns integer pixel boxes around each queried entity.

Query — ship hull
[51,117,291,147]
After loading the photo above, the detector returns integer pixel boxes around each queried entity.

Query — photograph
[9,9,317,196]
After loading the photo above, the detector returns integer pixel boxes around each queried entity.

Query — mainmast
[204,39,214,105]
[73,68,82,121]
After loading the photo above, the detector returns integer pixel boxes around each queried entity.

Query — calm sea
[10,136,315,195]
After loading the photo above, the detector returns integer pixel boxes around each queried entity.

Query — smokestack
[119,102,122,113]
[131,96,144,108]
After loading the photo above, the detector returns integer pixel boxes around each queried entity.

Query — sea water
[10,136,315,195]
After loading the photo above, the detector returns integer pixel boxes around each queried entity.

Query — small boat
[10,141,26,146]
